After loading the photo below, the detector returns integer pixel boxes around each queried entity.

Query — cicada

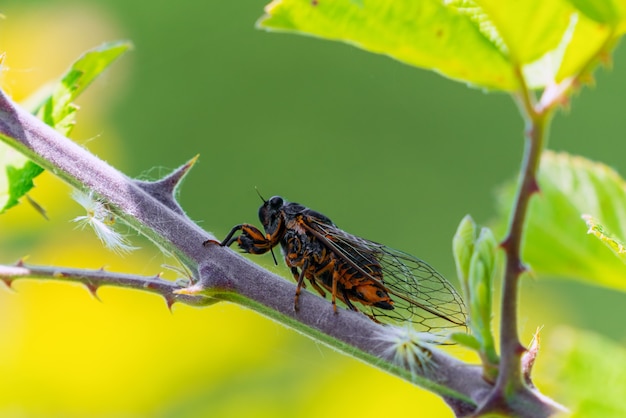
[210,195,467,333]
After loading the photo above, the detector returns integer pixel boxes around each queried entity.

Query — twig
[479,28,617,412]
[0,261,211,308]
[474,64,551,414]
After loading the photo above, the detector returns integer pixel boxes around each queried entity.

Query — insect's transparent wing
[371,246,467,333]
[310,219,467,333]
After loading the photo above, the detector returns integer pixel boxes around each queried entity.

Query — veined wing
[304,217,468,333]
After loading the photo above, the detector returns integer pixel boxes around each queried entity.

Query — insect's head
[258,195,286,233]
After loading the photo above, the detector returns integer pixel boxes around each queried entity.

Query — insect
[208,195,467,333]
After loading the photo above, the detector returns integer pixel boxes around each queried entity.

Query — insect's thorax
[280,217,325,267]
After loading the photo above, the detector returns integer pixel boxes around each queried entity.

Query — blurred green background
[1,1,625,417]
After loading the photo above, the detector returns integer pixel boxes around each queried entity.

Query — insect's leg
[238,224,275,254]
[293,259,309,312]
[202,224,244,247]
[341,287,358,311]
[221,224,246,247]
[308,279,326,298]
[319,256,340,313]
[331,269,339,313]
[289,266,307,289]
[206,223,274,254]
[292,263,326,298]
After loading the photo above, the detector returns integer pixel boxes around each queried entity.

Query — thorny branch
[0,261,210,308]
[0,90,564,417]
[476,66,555,414]
[477,35,613,412]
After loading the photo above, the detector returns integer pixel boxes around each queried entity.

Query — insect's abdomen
[331,248,394,310]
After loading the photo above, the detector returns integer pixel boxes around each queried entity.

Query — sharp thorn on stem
[1,278,14,289]
[85,283,102,301]
[164,295,176,312]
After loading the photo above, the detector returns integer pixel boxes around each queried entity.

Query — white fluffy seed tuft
[72,190,137,254]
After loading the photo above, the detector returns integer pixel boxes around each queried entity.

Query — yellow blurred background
[1,1,625,417]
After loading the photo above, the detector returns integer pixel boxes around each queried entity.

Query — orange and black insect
[210,195,467,333]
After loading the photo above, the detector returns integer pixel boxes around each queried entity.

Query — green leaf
[475,0,572,65]
[452,216,498,371]
[495,150,626,291]
[453,214,477,299]
[467,227,498,364]
[565,0,626,29]
[449,332,481,350]
[582,214,626,261]
[259,0,626,92]
[0,150,44,213]
[540,327,626,417]
[468,228,496,335]
[555,12,614,83]
[0,41,132,214]
[35,41,132,137]
[522,12,578,89]
[258,0,517,90]
[552,0,626,83]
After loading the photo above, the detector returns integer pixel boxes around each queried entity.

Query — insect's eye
[376,290,386,298]
[355,291,365,300]
[269,196,284,208]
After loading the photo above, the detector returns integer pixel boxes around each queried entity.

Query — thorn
[26,194,49,220]
[85,283,102,301]
[522,326,542,387]
[499,235,521,258]
[519,261,530,275]
[1,278,14,289]
[164,295,175,312]
[133,155,199,215]
[15,257,28,267]
[180,153,200,175]
[156,155,198,194]
[527,176,540,195]
[155,272,163,279]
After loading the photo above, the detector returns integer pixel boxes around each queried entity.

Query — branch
[471,64,553,414]
[478,32,616,413]
[501,64,547,386]
[0,261,211,308]
[0,90,563,417]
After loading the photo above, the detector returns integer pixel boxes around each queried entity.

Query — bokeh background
[1,1,625,417]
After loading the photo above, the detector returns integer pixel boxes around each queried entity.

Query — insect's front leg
[204,223,274,255]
